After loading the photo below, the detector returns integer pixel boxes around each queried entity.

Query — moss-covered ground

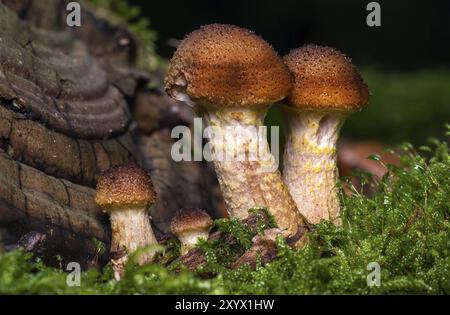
[1,126,448,294]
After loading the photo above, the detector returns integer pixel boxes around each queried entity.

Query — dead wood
[0,0,222,264]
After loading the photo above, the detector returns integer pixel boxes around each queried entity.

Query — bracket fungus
[282,44,370,224]
[171,208,214,255]
[165,24,309,241]
[95,164,158,265]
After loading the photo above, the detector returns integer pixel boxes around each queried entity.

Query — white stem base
[178,231,210,255]
[110,207,158,264]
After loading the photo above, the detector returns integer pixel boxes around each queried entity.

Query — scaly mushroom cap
[95,164,156,211]
[165,24,293,108]
[170,208,214,235]
[284,44,369,112]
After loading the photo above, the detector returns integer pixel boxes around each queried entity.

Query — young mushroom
[282,44,370,224]
[165,24,309,241]
[95,163,158,266]
[171,208,214,255]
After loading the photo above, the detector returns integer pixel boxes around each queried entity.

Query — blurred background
[120,0,450,148]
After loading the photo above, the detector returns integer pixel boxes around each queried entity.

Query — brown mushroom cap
[165,24,293,108]
[284,44,369,112]
[95,163,156,211]
[170,208,214,235]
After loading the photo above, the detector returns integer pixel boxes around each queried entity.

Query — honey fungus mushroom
[95,163,158,264]
[165,24,309,241]
[171,208,213,255]
[282,44,370,224]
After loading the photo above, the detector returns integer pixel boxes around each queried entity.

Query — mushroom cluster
[165,24,309,242]
[165,25,369,230]
[93,25,370,273]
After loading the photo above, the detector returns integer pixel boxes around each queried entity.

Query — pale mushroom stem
[202,105,307,238]
[110,207,158,264]
[178,231,210,255]
[283,109,345,224]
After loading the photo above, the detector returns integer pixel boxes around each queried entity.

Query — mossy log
[171,210,309,271]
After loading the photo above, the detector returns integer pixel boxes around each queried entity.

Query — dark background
[129,0,450,145]
[130,0,450,69]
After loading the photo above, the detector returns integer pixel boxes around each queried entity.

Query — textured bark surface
[0,0,222,263]
[0,104,136,187]
[0,4,131,139]
[0,151,110,265]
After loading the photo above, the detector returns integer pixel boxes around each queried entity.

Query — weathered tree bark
[0,5,131,139]
[0,0,222,265]
[0,105,136,187]
[0,151,111,265]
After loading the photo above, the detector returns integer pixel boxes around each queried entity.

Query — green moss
[0,127,449,294]
[214,207,275,250]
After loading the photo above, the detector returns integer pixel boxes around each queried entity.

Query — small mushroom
[171,208,213,255]
[165,24,308,240]
[282,44,370,224]
[95,163,158,265]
